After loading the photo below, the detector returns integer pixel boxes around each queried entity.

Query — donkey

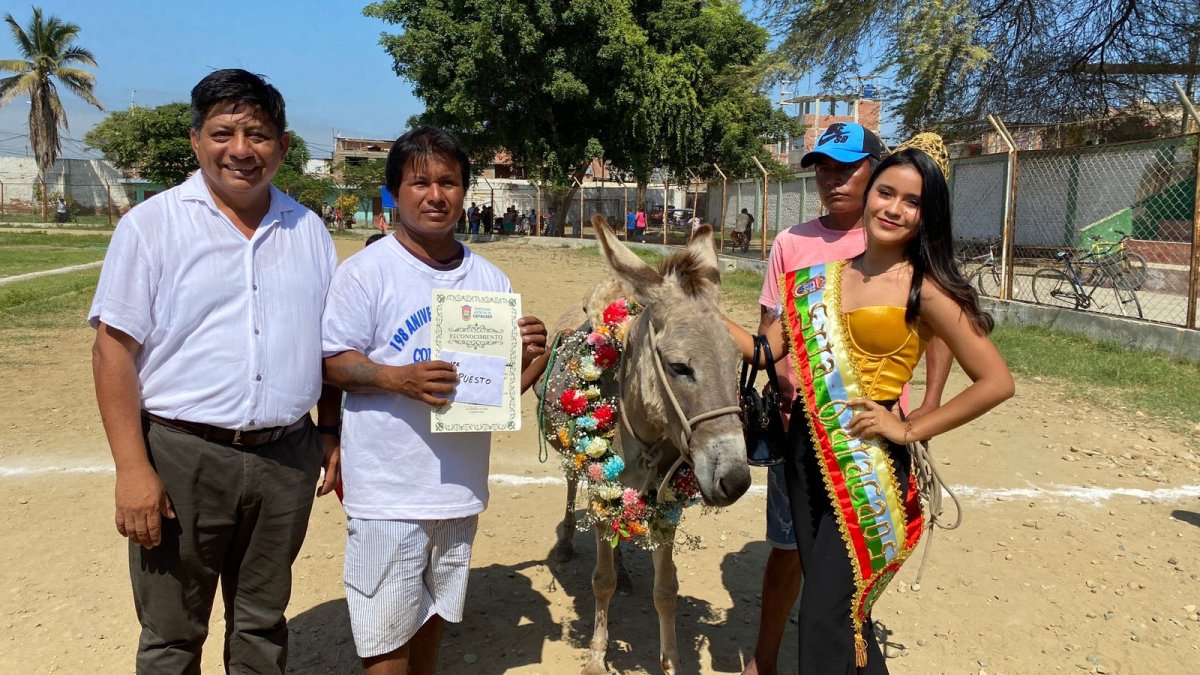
[543,215,751,674]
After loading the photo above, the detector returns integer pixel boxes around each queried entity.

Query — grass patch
[991,325,1200,426]
[0,268,100,330]
[0,231,111,277]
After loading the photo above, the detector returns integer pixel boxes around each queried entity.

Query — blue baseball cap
[799,122,883,167]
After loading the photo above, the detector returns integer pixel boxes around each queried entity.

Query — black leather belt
[142,412,309,447]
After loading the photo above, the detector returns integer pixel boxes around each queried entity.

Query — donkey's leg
[552,474,579,563]
[652,543,682,674]
[614,543,635,594]
[583,526,617,675]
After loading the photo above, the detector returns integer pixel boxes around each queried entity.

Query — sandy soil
[1,238,1198,674]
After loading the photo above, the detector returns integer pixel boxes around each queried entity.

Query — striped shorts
[343,516,479,658]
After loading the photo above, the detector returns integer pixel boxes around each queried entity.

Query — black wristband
[316,424,341,437]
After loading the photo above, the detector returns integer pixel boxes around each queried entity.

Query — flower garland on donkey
[538,297,704,550]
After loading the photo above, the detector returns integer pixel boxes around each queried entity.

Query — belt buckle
[232,429,244,445]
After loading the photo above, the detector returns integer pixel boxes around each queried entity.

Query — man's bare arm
[93,322,174,549]
[323,350,457,406]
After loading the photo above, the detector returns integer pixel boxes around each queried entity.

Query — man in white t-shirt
[742,122,952,675]
[322,127,547,674]
[90,69,342,674]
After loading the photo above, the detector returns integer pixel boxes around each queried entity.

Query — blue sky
[0,2,889,160]
[0,1,421,159]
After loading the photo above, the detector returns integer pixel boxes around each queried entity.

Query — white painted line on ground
[4,465,1199,506]
[0,260,103,286]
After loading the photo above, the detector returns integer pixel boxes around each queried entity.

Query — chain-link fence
[705,173,823,258]
[999,134,1198,327]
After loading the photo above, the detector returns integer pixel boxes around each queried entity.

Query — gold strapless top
[841,305,927,400]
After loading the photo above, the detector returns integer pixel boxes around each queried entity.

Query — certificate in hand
[430,289,522,432]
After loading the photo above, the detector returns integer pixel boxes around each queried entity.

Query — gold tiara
[893,132,950,177]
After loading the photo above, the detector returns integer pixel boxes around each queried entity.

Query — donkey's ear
[593,213,663,300]
[685,225,719,274]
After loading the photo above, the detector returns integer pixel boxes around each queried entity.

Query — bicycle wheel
[1105,269,1145,319]
[972,265,1001,298]
[1032,268,1082,309]
[1120,252,1148,291]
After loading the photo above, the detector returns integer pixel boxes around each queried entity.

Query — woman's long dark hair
[865,148,995,334]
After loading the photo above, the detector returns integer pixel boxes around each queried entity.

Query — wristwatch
[316,424,342,437]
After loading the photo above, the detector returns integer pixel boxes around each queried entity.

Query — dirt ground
[1,238,1198,674]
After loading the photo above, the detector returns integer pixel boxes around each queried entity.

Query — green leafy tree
[764,0,1200,137]
[363,0,789,225]
[84,102,197,185]
[0,7,103,212]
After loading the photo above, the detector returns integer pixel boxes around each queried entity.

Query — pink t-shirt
[757,218,911,413]
[759,218,867,311]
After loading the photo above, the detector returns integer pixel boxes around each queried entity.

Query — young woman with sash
[726,135,1015,674]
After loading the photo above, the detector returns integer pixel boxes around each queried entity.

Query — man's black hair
[384,127,471,195]
[190,69,286,134]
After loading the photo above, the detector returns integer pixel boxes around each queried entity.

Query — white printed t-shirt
[322,235,512,520]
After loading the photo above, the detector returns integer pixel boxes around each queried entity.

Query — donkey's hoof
[582,658,608,675]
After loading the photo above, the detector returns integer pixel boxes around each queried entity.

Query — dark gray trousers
[130,417,323,675]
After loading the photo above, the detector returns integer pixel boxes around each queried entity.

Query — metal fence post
[0,179,4,220]
[106,182,114,226]
[662,175,669,246]
[751,156,769,260]
[988,114,1019,300]
[713,164,727,253]
[1175,82,1200,329]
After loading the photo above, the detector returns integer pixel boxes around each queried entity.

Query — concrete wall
[0,157,134,214]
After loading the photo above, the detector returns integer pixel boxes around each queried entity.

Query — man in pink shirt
[743,122,952,675]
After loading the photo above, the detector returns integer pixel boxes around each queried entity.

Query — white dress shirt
[89,171,338,430]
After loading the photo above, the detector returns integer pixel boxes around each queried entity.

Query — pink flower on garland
[586,331,608,347]
[586,462,604,482]
[559,389,588,416]
[622,488,640,506]
[593,344,618,369]
[592,405,615,429]
[603,299,630,326]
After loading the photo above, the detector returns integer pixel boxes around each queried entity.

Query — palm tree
[0,7,102,214]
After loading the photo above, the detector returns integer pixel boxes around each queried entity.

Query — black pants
[785,422,911,675]
[131,417,323,674]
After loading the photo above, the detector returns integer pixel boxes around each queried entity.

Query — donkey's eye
[668,362,694,379]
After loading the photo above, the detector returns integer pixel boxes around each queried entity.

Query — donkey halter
[620,316,743,503]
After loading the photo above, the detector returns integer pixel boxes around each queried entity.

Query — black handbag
[739,335,786,466]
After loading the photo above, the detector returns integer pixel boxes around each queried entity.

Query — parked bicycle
[1084,230,1148,291]
[960,238,1001,298]
[1031,248,1143,319]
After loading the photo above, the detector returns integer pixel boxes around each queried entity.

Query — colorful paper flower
[597,484,623,500]
[560,389,588,416]
[576,415,598,431]
[584,387,602,400]
[587,462,605,482]
[622,488,640,506]
[579,357,603,382]
[603,299,630,326]
[586,331,609,347]
[574,453,587,470]
[593,404,615,429]
[602,455,624,480]
[593,344,618,369]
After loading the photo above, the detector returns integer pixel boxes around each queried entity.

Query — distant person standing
[467,201,480,234]
[625,210,636,240]
[55,196,68,223]
[634,208,646,242]
[89,68,341,674]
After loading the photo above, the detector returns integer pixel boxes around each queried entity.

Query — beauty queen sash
[782,261,924,666]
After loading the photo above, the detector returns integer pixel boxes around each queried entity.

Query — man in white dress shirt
[90,69,342,674]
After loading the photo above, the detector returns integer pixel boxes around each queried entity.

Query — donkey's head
[593,215,750,507]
